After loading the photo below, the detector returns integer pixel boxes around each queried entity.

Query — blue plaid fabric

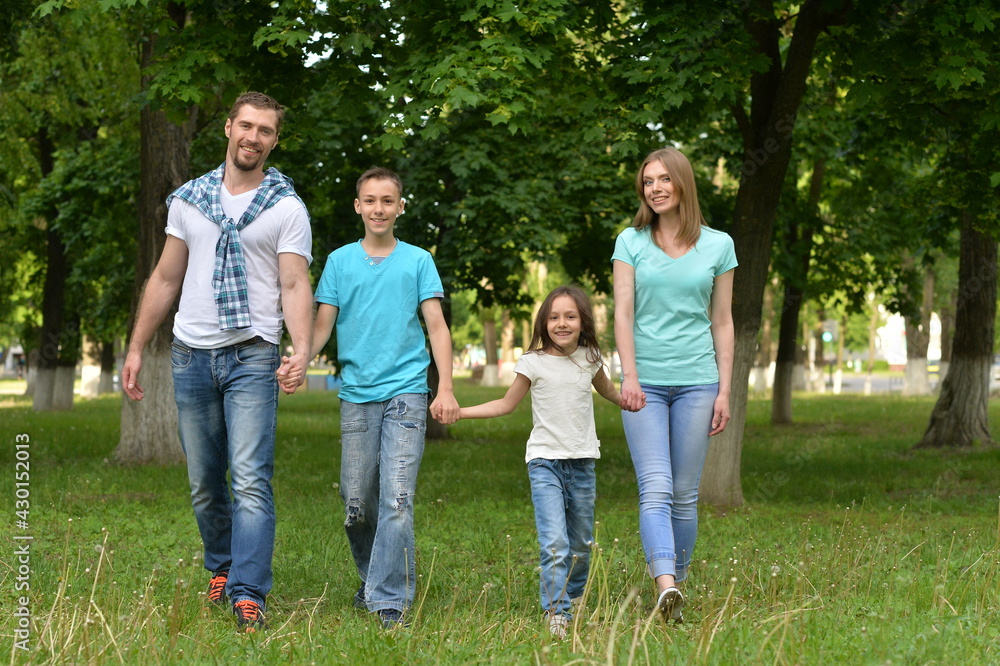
[166,163,305,330]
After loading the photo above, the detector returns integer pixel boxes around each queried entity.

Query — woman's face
[642,160,680,217]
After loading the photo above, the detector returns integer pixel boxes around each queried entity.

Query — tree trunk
[99,339,116,394]
[832,312,845,394]
[903,270,934,396]
[33,128,73,412]
[863,292,878,395]
[750,275,774,393]
[115,16,193,464]
[916,217,996,449]
[771,283,804,424]
[771,159,822,419]
[480,312,499,387]
[811,321,826,393]
[701,0,841,507]
[939,287,956,365]
[499,308,515,386]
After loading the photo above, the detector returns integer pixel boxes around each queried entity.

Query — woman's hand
[620,376,646,412]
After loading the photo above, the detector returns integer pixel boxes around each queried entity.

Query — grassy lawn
[2,384,999,663]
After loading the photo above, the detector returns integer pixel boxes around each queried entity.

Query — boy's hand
[431,390,460,425]
[276,354,306,394]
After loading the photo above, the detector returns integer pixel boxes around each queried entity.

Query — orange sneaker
[207,570,229,606]
[233,599,267,633]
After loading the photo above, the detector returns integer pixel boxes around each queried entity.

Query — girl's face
[546,294,582,354]
[642,160,680,217]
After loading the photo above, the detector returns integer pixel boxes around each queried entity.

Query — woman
[612,147,737,624]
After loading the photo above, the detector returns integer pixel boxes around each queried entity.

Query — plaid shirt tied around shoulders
[166,163,305,330]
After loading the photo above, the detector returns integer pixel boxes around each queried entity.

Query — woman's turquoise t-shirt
[612,225,738,386]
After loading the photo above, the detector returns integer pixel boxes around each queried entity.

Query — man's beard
[231,146,262,171]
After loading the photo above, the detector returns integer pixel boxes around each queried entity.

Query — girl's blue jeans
[622,383,718,583]
[527,457,596,616]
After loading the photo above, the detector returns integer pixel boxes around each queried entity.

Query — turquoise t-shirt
[612,225,738,386]
[315,239,444,403]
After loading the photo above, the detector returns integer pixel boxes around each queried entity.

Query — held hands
[431,390,460,425]
[276,353,307,394]
[709,393,730,436]
[619,376,646,412]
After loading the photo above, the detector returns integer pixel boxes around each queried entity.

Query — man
[122,91,312,632]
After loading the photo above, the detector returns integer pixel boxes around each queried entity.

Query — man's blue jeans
[527,457,596,617]
[621,383,718,583]
[340,393,427,613]
[171,337,279,608]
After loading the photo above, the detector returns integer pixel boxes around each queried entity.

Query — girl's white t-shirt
[514,349,602,463]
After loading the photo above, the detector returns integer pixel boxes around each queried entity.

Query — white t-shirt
[514,349,603,463]
[166,192,312,349]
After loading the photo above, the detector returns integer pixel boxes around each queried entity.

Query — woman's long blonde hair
[632,147,705,249]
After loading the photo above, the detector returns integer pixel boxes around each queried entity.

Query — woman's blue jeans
[621,383,717,583]
[339,393,427,613]
[527,458,596,616]
[171,337,279,608]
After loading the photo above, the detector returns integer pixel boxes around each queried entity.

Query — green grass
[2,385,1000,663]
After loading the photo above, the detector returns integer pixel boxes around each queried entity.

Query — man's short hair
[229,91,284,135]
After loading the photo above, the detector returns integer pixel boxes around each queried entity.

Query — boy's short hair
[229,91,284,135]
[357,167,403,197]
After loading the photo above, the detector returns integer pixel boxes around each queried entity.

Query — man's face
[225,105,280,172]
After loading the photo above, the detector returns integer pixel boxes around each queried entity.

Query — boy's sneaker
[207,570,229,606]
[379,608,409,629]
[656,587,685,624]
[548,612,569,640]
[233,599,267,633]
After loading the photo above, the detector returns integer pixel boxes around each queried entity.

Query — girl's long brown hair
[528,285,603,366]
[632,147,706,249]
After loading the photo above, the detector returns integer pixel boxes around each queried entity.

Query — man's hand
[122,350,145,401]
[276,353,307,394]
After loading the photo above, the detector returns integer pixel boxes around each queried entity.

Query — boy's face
[355,178,404,241]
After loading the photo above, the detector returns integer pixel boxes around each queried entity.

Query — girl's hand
[620,376,645,412]
[709,393,730,436]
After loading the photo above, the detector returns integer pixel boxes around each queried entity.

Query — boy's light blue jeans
[171,337,279,608]
[527,457,596,617]
[340,393,427,614]
[621,383,718,583]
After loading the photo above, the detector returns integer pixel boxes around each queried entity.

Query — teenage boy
[280,167,459,628]
[122,92,313,632]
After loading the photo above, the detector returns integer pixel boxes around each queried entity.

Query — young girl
[458,285,643,639]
